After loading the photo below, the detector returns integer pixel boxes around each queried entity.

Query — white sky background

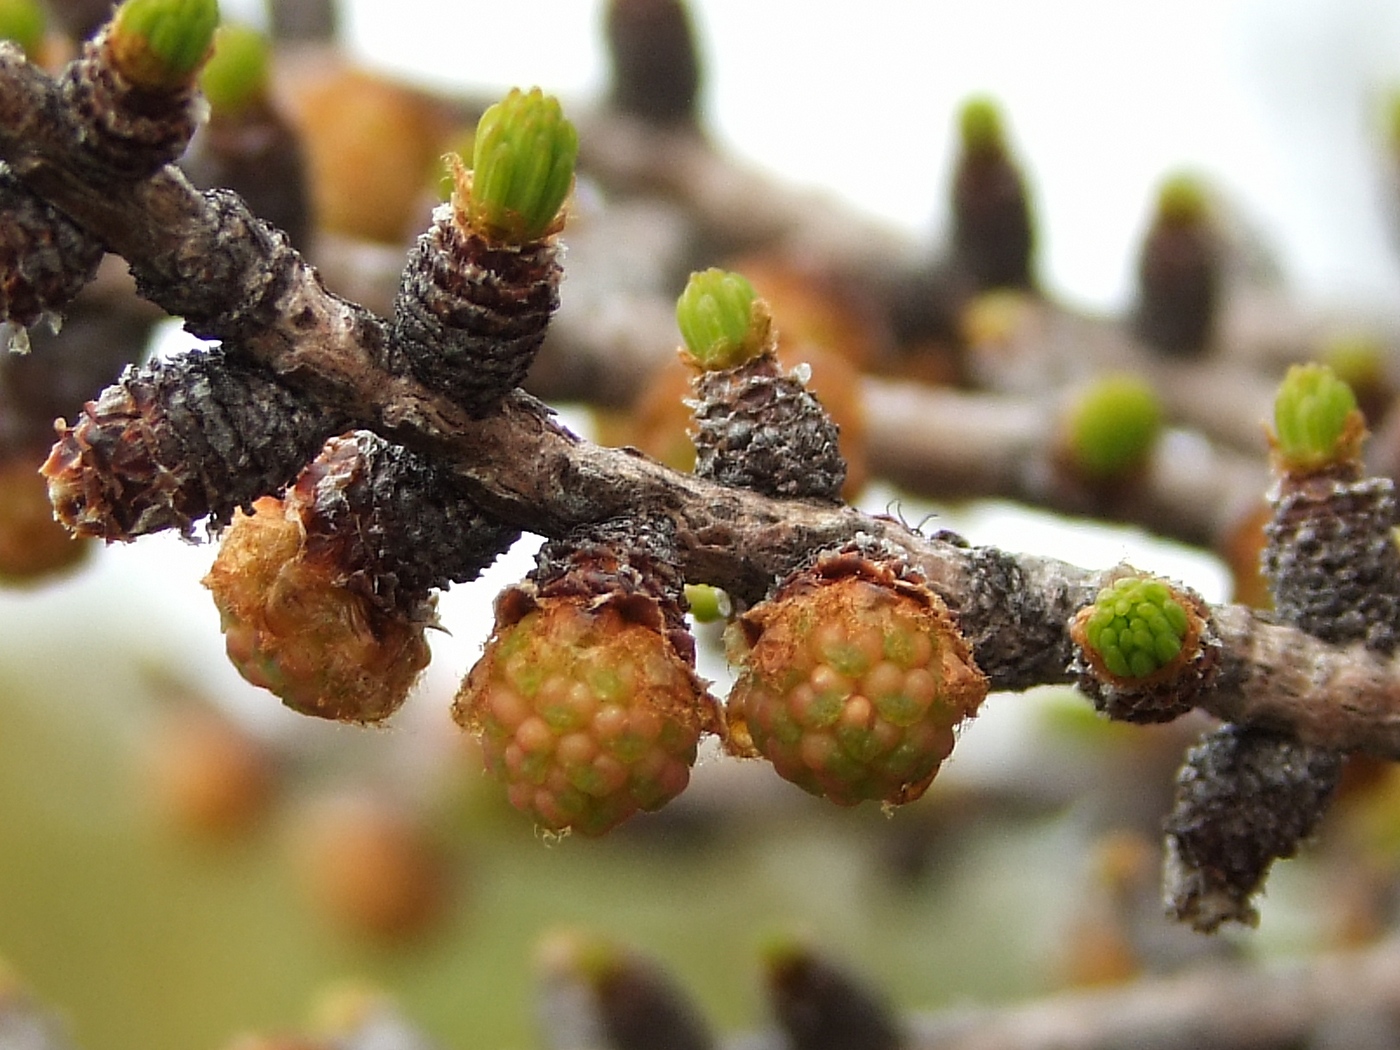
[316,0,1400,314]
[10,0,1400,727]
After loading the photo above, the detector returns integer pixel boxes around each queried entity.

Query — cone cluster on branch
[3,0,1400,939]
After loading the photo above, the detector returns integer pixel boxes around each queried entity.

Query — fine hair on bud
[204,495,433,724]
[204,431,516,724]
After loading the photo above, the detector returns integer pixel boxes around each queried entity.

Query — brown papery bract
[204,498,430,724]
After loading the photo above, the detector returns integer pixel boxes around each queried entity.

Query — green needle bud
[959,95,1006,155]
[1066,374,1163,480]
[683,583,730,623]
[0,0,45,59]
[1154,172,1209,226]
[676,268,769,370]
[1272,362,1362,472]
[463,87,578,244]
[1322,333,1386,396]
[199,23,268,116]
[1082,576,1191,681]
[111,0,220,92]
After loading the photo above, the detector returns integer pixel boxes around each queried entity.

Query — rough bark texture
[43,347,345,539]
[1165,457,1400,930]
[393,208,562,417]
[0,169,104,330]
[287,431,520,613]
[1163,725,1342,931]
[1068,580,1221,725]
[1264,473,1400,653]
[690,353,846,502]
[59,28,203,179]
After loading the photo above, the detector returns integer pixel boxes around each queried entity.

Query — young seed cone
[726,545,986,807]
[455,521,716,836]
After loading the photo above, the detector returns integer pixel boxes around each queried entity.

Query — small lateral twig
[892,936,1400,1050]
[721,938,1400,1050]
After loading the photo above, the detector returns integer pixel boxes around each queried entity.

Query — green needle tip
[676,268,767,370]
[112,0,220,91]
[1067,374,1163,480]
[959,95,1006,154]
[1272,362,1362,472]
[463,87,578,244]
